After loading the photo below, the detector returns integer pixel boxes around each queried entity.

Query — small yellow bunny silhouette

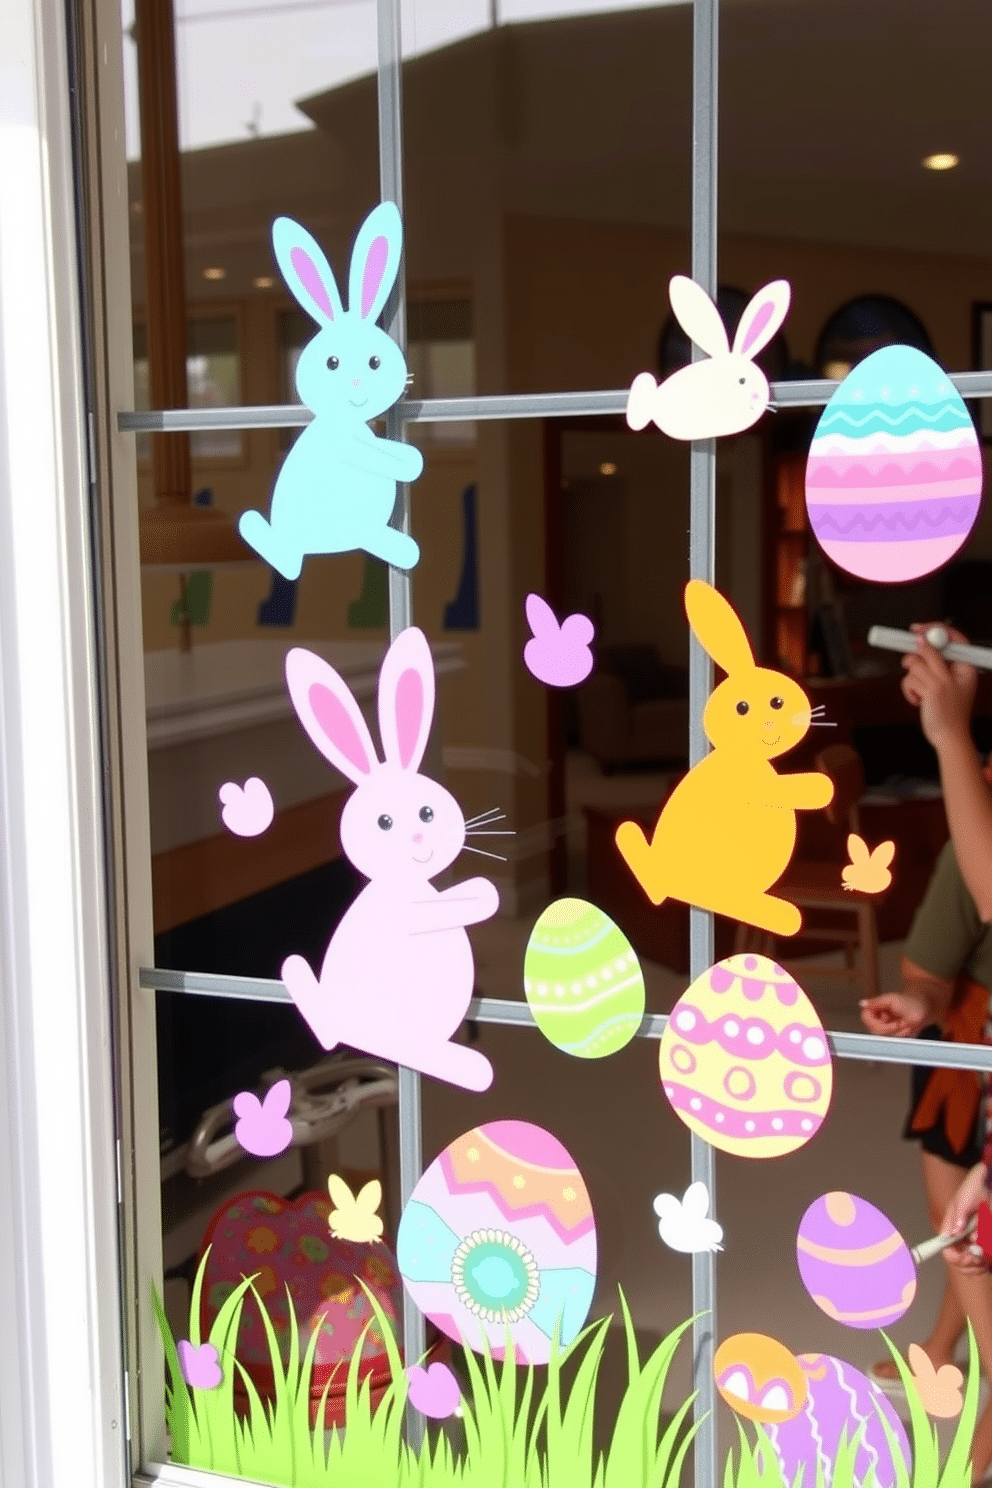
[327,1173,384,1244]
[842,834,894,895]
[615,581,834,936]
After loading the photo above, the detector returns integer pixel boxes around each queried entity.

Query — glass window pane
[719,0,992,679]
[398,0,693,396]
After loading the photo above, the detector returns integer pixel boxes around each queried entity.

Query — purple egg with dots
[766,1353,911,1488]
[796,1192,916,1329]
[658,954,832,1158]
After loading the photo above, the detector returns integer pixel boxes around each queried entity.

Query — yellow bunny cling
[615,581,833,936]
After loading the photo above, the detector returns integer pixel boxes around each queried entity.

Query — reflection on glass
[134,317,243,458]
[401,0,692,394]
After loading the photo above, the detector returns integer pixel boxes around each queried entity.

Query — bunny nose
[413,832,423,843]
[352,377,362,388]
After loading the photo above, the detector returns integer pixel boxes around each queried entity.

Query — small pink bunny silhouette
[281,628,498,1092]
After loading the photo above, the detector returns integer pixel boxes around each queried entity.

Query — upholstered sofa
[577,645,689,770]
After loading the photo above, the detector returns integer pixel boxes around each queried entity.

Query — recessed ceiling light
[599,461,618,476]
[253,275,275,289]
[203,266,226,281]
[922,152,959,172]
[823,360,852,381]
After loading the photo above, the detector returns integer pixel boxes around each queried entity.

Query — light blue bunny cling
[238,203,423,578]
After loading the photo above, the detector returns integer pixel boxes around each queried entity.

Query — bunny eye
[419,806,434,822]
[377,814,393,831]
[369,355,381,371]
[736,701,750,716]
[327,355,340,371]
[738,376,746,385]
[770,696,784,710]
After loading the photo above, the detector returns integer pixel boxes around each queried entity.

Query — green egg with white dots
[524,898,645,1059]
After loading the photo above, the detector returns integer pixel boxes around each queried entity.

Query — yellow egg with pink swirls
[659,955,832,1158]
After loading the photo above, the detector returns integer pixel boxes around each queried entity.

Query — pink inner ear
[309,684,371,773]
[291,246,335,321]
[394,669,424,768]
[362,236,389,318]
[739,300,774,353]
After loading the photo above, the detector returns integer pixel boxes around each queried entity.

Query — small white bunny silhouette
[627,277,791,441]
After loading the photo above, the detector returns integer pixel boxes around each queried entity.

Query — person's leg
[874,1150,966,1379]
[920,1152,992,1481]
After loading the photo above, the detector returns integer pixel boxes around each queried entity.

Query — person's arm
[860,956,955,1036]
[942,1161,990,1273]
[901,630,992,920]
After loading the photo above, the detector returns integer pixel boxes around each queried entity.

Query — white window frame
[8,0,992,1485]
[0,1,130,1486]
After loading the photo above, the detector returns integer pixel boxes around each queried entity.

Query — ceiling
[134,0,992,301]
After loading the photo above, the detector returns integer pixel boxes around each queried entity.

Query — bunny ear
[285,648,379,784]
[873,840,896,869]
[348,201,403,323]
[272,217,344,327]
[327,1174,355,1208]
[525,593,557,635]
[732,280,791,360]
[378,626,435,773]
[847,833,870,865]
[684,580,755,675]
[653,1193,679,1221]
[682,1181,711,1219]
[356,1179,382,1213]
[669,276,730,359]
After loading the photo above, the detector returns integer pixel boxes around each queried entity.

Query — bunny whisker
[809,705,828,715]
[810,720,838,727]
[466,830,515,836]
[465,808,505,826]
[462,844,508,861]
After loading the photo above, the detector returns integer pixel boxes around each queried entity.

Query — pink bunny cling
[281,628,499,1092]
[627,277,791,441]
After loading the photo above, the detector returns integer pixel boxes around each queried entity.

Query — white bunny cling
[626,277,791,441]
[280,627,499,1092]
[238,204,424,578]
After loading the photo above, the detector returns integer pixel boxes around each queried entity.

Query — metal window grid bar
[116,367,992,434]
[119,0,992,1478]
[138,966,992,1075]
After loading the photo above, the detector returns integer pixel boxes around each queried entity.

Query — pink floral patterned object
[199,1190,402,1426]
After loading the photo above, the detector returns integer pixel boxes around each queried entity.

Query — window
[32,0,992,1487]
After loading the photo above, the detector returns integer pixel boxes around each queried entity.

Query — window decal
[276,627,498,1090]
[404,1361,461,1419]
[524,897,645,1058]
[615,581,833,935]
[806,346,982,583]
[654,1181,723,1255]
[796,1192,917,1329]
[842,834,895,894]
[218,776,275,838]
[238,204,424,577]
[658,955,833,1159]
[906,1344,964,1419]
[327,1174,385,1244]
[396,1120,596,1364]
[627,277,791,441]
[233,1079,293,1158]
[523,593,595,688]
[766,1354,910,1488]
[714,1333,807,1424]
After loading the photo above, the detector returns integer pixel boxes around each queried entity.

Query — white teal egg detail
[524,898,645,1058]
[805,345,982,583]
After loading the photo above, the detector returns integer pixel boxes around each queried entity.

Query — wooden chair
[733,743,882,1000]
